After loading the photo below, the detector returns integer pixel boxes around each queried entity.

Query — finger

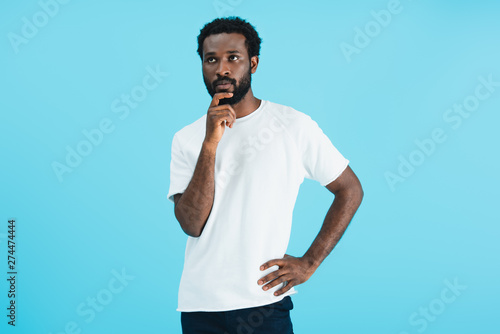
[260,259,285,271]
[210,92,234,108]
[262,275,290,291]
[209,111,236,128]
[273,280,294,296]
[215,112,236,129]
[257,270,283,286]
[210,105,236,126]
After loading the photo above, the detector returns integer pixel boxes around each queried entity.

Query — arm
[173,142,218,237]
[258,166,363,295]
[173,92,236,237]
[302,165,364,270]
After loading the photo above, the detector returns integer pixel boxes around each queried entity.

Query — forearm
[302,188,363,270]
[175,141,217,237]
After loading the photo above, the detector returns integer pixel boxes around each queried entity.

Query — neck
[231,88,261,118]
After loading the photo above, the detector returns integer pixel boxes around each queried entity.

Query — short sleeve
[167,133,194,203]
[298,115,349,186]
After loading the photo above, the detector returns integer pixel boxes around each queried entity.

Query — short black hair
[197,16,262,60]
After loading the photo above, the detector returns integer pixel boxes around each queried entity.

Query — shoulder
[265,100,316,131]
[172,114,206,147]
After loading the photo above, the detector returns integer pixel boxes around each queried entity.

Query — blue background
[1,0,499,333]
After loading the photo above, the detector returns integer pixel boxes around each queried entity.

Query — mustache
[213,77,237,87]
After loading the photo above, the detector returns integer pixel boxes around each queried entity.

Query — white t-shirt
[167,99,349,312]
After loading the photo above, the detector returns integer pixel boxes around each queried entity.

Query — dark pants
[181,296,294,334]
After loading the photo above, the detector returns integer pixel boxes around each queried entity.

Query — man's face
[202,33,256,105]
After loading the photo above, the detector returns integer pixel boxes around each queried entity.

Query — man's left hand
[258,254,316,296]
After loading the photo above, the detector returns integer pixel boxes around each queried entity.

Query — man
[167,16,363,334]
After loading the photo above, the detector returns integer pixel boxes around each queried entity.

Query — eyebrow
[204,50,241,57]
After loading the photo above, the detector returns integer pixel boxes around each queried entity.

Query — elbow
[350,171,364,206]
[183,227,202,238]
[338,181,364,207]
[177,217,203,238]
[174,205,204,238]
[356,183,364,204]
[353,181,364,207]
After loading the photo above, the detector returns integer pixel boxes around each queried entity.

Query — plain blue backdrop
[1,0,499,333]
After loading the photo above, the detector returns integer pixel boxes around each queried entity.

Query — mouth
[216,83,232,90]
[215,80,233,91]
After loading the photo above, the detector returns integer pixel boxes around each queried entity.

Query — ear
[250,56,259,74]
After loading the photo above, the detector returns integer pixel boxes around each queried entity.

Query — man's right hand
[204,92,236,147]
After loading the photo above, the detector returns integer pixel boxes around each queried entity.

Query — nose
[216,59,230,77]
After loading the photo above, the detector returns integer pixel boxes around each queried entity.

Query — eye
[229,55,239,61]
[207,57,216,63]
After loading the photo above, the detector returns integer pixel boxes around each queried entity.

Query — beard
[204,66,252,106]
